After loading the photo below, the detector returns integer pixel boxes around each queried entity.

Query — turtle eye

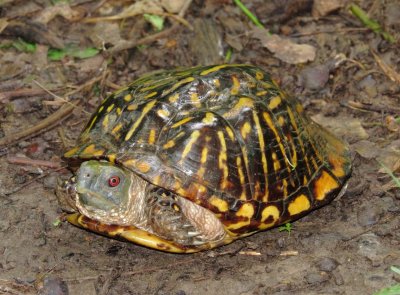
[108,176,120,187]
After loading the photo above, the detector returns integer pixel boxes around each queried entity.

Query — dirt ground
[0,0,399,294]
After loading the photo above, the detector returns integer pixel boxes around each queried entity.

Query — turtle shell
[64,64,351,248]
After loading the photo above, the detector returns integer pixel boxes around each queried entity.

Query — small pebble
[298,64,330,91]
[332,271,344,286]
[39,276,68,295]
[315,257,339,272]
[43,174,58,189]
[357,205,383,227]
[304,272,329,284]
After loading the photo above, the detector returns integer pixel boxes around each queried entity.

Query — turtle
[56,64,352,253]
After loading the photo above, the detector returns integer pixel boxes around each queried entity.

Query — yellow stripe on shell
[107,154,116,163]
[200,64,230,76]
[223,97,254,119]
[230,75,240,95]
[64,146,80,158]
[252,111,268,200]
[236,156,247,200]
[81,144,105,157]
[190,92,201,108]
[255,71,264,80]
[237,203,254,219]
[86,115,97,132]
[157,109,170,119]
[256,90,268,96]
[127,104,138,111]
[217,131,229,190]
[168,93,179,103]
[163,140,175,149]
[102,114,109,129]
[144,91,158,99]
[268,96,282,110]
[163,77,195,96]
[197,147,208,177]
[286,106,311,175]
[313,170,339,201]
[111,122,123,135]
[202,112,214,125]
[125,100,157,141]
[282,179,288,198]
[209,196,228,212]
[107,104,114,113]
[180,130,200,162]
[263,111,292,171]
[171,117,193,128]
[148,129,156,144]
[258,205,280,229]
[225,126,235,141]
[123,94,132,102]
[288,194,310,216]
[240,121,251,139]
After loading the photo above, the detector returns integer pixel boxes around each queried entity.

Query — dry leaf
[35,3,82,24]
[312,0,344,18]
[160,0,186,13]
[252,28,316,64]
[85,0,164,22]
[312,113,369,141]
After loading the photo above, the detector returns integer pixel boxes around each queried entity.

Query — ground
[0,0,399,294]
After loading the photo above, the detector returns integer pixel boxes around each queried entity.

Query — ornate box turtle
[57,64,352,253]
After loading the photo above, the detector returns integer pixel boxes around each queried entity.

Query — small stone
[315,257,339,272]
[332,271,344,286]
[357,205,383,227]
[39,276,68,295]
[304,272,329,284]
[312,0,344,18]
[43,174,58,189]
[298,64,330,91]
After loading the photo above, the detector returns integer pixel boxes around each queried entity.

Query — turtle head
[57,160,146,225]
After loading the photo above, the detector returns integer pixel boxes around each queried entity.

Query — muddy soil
[0,1,399,294]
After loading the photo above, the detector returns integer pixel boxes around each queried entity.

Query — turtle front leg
[144,186,211,246]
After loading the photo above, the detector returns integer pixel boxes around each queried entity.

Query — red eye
[108,176,120,187]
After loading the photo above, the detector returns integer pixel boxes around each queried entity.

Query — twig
[0,88,53,102]
[0,103,75,148]
[3,166,66,196]
[63,258,198,282]
[290,27,369,37]
[371,50,400,83]
[0,72,108,147]
[109,0,192,53]
[33,80,86,112]
[343,100,400,114]
[7,156,62,169]
[109,24,180,53]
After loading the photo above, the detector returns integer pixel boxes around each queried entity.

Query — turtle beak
[56,176,78,213]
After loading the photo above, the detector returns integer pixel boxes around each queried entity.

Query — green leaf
[52,218,62,227]
[12,38,36,53]
[373,284,400,295]
[278,223,293,234]
[67,47,99,59]
[391,266,400,275]
[48,46,99,61]
[143,14,164,31]
[48,48,67,61]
